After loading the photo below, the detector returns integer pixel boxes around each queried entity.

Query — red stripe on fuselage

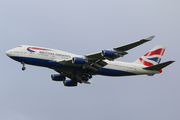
[27,47,51,51]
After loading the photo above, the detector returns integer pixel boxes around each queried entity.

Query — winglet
[145,36,155,41]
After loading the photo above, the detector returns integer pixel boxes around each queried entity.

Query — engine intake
[51,74,65,81]
[63,79,78,87]
[72,57,88,64]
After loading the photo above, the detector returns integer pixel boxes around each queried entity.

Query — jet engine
[72,57,88,64]
[51,74,65,81]
[101,50,116,57]
[63,79,78,87]
[101,50,127,58]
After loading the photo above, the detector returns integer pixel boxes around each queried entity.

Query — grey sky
[0,0,179,120]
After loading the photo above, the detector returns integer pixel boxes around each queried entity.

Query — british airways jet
[6,36,174,87]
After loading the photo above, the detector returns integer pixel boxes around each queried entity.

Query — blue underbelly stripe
[10,56,79,70]
[10,56,136,76]
[97,68,136,76]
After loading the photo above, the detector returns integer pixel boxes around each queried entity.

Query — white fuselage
[6,45,160,76]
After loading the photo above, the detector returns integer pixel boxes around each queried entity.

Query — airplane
[6,36,175,87]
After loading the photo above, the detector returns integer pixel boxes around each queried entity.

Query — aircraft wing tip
[170,60,175,63]
[145,35,155,41]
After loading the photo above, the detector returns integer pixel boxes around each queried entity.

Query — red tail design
[139,57,154,66]
[144,48,165,56]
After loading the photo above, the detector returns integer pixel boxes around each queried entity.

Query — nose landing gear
[21,62,26,71]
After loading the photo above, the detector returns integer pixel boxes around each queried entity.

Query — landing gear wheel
[82,72,92,82]
[22,67,26,71]
[88,74,92,79]
[21,62,26,71]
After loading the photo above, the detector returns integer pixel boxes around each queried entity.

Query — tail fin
[134,45,166,66]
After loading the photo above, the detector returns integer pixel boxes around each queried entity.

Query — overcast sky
[0,0,179,120]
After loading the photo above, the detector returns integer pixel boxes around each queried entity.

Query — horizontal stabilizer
[143,61,175,70]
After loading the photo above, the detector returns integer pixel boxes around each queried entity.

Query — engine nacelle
[72,57,88,64]
[51,74,65,81]
[63,79,78,87]
[101,50,127,58]
[101,50,116,57]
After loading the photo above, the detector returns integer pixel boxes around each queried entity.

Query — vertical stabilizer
[134,45,166,66]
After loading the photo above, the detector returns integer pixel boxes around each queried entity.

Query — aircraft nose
[6,50,9,56]
[6,50,11,57]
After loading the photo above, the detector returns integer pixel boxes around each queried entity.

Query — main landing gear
[82,73,92,82]
[21,62,26,71]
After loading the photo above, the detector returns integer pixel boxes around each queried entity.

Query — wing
[81,36,154,72]
[56,36,154,83]
[58,36,154,69]
[85,36,155,60]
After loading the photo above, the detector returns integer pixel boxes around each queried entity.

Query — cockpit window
[18,46,22,47]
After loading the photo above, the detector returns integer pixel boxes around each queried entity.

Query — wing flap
[88,60,108,72]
